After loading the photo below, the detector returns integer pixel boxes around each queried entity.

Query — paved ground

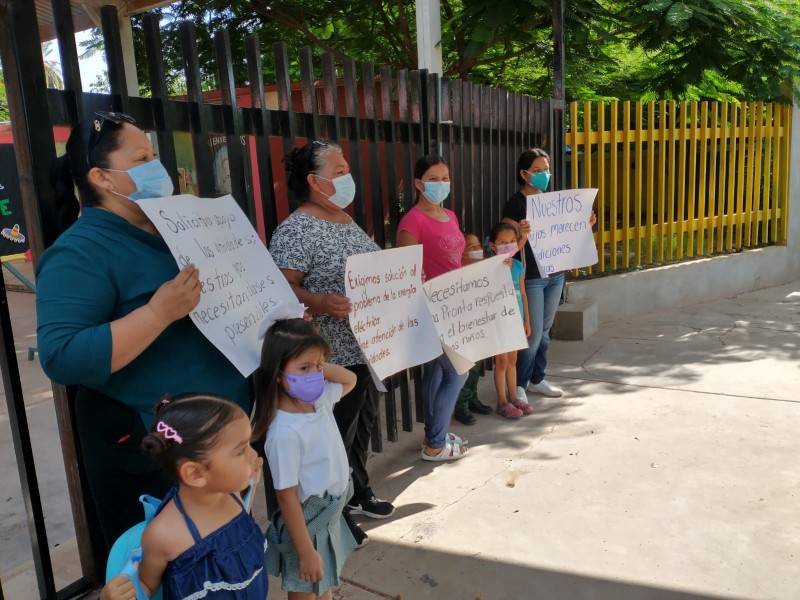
[1,258,798,599]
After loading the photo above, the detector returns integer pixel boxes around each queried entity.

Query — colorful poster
[344,246,442,380]
[137,194,297,376]
[423,255,528,373]
[525,188,598,275]
[0,146,29,257]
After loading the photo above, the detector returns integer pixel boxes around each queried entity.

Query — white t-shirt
[265,380,350,503]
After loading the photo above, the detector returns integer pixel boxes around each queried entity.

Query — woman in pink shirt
[397,155,470,462]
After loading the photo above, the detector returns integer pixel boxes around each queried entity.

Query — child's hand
[298,549,324,582]
[100,575,136,600]
[503,257,513,267]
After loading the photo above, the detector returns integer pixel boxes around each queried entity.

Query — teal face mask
[526,170,551,192]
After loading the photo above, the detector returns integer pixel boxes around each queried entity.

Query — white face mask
[315,173,356,208]
[466,250,483,260]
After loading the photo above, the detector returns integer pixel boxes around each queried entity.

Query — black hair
[49,117,128,231]
[516,148,550,187]
[141,393,246,482]
[283,140,342,203]
[489,222,519,244]
[251,318,332,439]
[413,154,449,201]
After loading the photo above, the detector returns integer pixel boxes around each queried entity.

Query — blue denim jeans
[422,353,469,449]
[516,272,565,387]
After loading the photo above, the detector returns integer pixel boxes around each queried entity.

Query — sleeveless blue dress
[158,487,268,599]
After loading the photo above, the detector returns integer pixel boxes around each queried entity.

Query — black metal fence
[0,1,564,597]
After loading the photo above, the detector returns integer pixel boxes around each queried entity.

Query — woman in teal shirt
[37,112,251,548]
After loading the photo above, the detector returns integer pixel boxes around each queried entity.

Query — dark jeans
[75,387,172,550]
[333,363,376,502]
[455,364,481,411]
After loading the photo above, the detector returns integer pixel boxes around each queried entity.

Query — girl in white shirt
[252,318,358,600]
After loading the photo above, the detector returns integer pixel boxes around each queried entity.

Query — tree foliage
[157,0,800,102]
[21,0,800,109]
[0,68,8,122]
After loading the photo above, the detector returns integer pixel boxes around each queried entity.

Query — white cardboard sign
[344,246,442,380]
[525,188,599,275]
[138,194,298,376]
[423,255,529,373]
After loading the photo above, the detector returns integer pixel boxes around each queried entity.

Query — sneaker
[527,380,563,397]
[348,494,396,519]
[343,509,369,548]
[515,386,527,402]
[468,398,493,415]
[453,407,477,426]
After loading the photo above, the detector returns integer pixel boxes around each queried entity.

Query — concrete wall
[563,105,800,325]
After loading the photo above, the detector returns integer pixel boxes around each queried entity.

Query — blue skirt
[266,480,357,594]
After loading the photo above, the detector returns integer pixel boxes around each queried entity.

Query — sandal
[496,403,523,419]
[421,432,468,449]
[421,441,468,462]
[511,399,534,415]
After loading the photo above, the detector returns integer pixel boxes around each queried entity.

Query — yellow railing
[566,100,793,273]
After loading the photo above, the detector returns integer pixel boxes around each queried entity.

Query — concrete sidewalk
[1,273,799,599]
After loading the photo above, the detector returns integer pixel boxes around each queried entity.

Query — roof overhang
[36,0,174,41]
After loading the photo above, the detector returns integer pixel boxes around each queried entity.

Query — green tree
[42,41,65,90]
[0,42,64,123]
[82,0,800,102]
[608,0,800,101]
[0,68,8,122]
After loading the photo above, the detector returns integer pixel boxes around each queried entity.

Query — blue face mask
[527,170,550,192]
[106,159,175,201]
[281,371,325,404]
[315,173,356,208]
[421,181,451,204]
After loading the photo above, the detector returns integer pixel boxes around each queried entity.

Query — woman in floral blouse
[269,141,395,548]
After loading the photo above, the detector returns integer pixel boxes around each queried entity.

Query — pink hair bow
[156,421,183,444]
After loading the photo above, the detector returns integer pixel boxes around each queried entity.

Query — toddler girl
[489,223,533,419]
[102,393,268,599]
[252,318,358,600]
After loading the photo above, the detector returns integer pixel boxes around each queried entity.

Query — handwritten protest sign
[345,246,441,380]
[138,194,298,376]
[423,255,528,372]
[526,188,598,275]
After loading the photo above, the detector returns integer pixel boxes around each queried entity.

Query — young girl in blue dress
[102,393,268,599]
[252,318,358,600]
[489,222,533,419]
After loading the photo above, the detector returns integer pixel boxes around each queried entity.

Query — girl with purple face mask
[488,223,532,419]
[252,318,359,600]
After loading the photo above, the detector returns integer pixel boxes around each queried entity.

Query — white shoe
[527,380,563,397]
[515,386,527,402]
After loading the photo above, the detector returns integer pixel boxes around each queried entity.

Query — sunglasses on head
[86,111,136,168]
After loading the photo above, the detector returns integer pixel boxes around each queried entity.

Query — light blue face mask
[422,181,451,204]
[315,173,356,208]
[105,159,175,201]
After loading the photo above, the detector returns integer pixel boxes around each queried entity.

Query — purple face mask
[281,371,325,404]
